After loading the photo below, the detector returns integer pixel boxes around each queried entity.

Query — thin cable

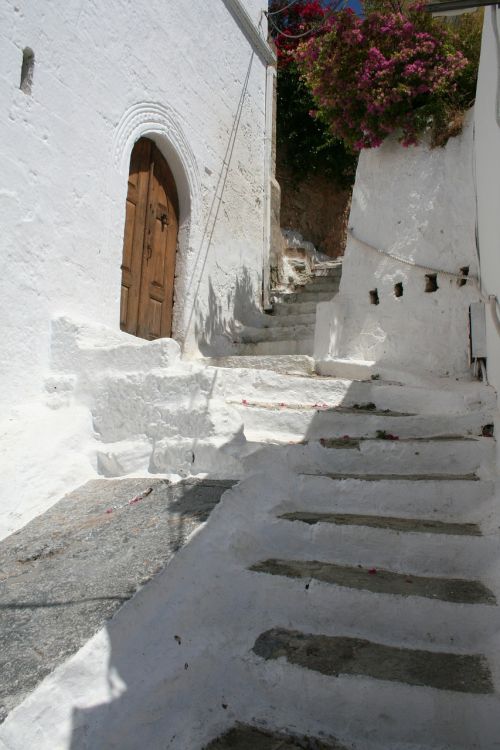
[267,0,301,16]
[267,14,325,38]
[348,229,488,297]
[267,1,345,40]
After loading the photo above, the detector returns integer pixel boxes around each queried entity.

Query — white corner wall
[0,0,269,415]
[475,7,500,397]
[315,112,481,380]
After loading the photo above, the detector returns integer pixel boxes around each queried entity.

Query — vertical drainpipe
[262,60,276,310]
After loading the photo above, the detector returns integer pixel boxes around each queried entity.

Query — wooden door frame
[114,110,202,349]
[120,137,180,341]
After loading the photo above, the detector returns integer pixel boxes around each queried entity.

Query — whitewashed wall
[0,0,268,415]
[315,112,481,380]
[475,8,500,396]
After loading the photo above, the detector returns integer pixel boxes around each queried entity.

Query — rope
[348,229,500,338]
[267,0,301,16]
[266,1,346,40]
[347,229,489,299]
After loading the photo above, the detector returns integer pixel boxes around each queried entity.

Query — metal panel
[470,302,487,359]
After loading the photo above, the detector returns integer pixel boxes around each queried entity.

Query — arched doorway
[120,137,179,340]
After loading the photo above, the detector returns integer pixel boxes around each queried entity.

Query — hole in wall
[459,266,469,288]
[20,47,34,94]
[369,289,379,305]
[425,274,438,293]
[394,282,403,298]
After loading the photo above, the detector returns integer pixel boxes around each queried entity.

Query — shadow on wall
[194,267,263,356]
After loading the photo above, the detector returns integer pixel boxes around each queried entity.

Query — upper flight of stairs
[233,261,342,356]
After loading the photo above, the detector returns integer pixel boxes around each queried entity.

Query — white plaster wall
[0,0,269,415]
[475,8,500,397]
[315,112,481,379]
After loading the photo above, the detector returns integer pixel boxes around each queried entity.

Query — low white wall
[315,112,481,380]
[475,8,500,396]
[0,0,268,415]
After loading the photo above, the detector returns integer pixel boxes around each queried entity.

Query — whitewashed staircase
[14,316,498,750]
[231,261,342,356]
[198,364,500,750]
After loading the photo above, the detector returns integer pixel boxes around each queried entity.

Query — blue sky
[347,0,363,13]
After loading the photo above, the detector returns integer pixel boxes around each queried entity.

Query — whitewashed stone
[315,112,481,380]
[0,0,269,414]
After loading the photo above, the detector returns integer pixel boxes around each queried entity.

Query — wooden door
[120,137,179,340]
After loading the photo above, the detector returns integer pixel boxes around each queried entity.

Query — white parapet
[315,111,481,381]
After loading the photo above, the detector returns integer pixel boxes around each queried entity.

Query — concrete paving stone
[0,477,233,722]
[253,628,494,694]
[249,558,496,604]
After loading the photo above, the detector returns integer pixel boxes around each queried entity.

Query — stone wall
[276,153,352,259]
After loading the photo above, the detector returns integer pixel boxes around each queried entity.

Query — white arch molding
[112,101,202,345]
[112,101,201,225]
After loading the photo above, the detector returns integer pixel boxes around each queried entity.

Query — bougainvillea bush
[296,5,481,150]
[269,0,357,185]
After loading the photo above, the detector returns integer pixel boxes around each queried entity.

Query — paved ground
[204,724,347,749]
[0,477,233,722]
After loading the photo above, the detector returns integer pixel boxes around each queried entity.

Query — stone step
[237,550,500,651]
[237,509,499,579]
[233,654,500,750]
[250,558,495,604]
[271,300,318,316]
[293,276,340,294]
[237,323,315,345]
[252,628,493,694]
[234,402,492,439]
[211,367,496,415]
[243,438,493,478]
[293,279,340,292]
[50,315,181,374]
[312,260,342,276]
[279,478,499,543]
[288,473,494,525]
[204,725,346,750]
[99,434,244,478]
[274,290,337,305]
[311,271,341,281]
[235,339,314,356]
[199,355,315,376]
[278,510,482,536]
[256,312,317,328]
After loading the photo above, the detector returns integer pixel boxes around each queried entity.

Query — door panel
[120,138,179,340]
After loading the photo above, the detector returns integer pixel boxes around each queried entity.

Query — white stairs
[232,261,342,356]
[27,315,500,750]
[198,363,500,750]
